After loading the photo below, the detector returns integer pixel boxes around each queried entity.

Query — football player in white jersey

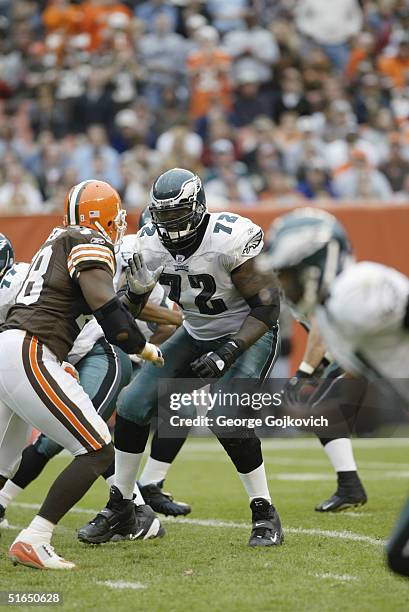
[79,168,284,547]
[263,209,367,511]
[315,261,409,578]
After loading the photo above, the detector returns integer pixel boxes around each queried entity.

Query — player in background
[0,224,190,523]
[0,180,163,569]
[263,209,367,511]
[79,168,283,548]
[315,261,409,578]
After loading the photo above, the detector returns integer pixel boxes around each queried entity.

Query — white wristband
[299,361,315,375]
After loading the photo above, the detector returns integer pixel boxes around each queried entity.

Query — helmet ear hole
[107,220,112,227]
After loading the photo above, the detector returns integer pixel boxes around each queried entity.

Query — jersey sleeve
[149,282,168,307]
[221,219,264,273]
[66,232,116,282]
[0,263,30,324]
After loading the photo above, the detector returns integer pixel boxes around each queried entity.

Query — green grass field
[0,437,408,612]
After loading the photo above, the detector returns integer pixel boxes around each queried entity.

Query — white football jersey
[316,261,409,401]
[135,212,264,340]
[0,262,30,325]
[68,234,169,364]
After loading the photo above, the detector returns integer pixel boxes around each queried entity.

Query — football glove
[281,369,319,408]
[126,252,163,301]
[190,339,245,379]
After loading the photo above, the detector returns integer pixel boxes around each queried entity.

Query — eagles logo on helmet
[149,168,207,249]
[266,208,353,317]
[63,180,127,246]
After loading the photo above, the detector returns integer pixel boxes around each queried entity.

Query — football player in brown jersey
[0,180,163,569]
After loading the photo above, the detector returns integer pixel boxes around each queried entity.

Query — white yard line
[312,572,358,582]
[264,457,409,471]
[341,512,373,518]
[275,471,409,481]
[10,502,384,546]
[163,517,384,546]
[181,454,409,470]
[13,501,96,516]
[96,581,146,590]
[181,438,409,452]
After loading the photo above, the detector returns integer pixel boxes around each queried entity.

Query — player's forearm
[138,302,182,327]
[300,316,327,371]
[232,286,280,350]
[232,316,270,350]
[150,324,177,345]
[119,291,149,318]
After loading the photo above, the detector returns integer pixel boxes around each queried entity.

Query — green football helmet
[266,208,353,317]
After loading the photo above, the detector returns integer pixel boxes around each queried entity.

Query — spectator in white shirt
[295,0,363,71]
[224,12,280,85]
[0,162,43,214]
[333,149,393,200]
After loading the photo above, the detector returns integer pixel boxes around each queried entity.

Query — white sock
[139,457,171,486]
[24,515,55,544]
[132,482,145,506]
[323,438,357,472]
[0,480,22,508]
[105,475,115,488]
[107,473,144,505]
[239,463,271,504]
[114,449,144,500]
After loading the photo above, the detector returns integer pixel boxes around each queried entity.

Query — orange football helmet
[63,180,127,245]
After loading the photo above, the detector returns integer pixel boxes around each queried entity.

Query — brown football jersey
[1,226,116,362]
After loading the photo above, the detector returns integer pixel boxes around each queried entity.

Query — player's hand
[190,340,244,379]
[139,342,165,367]
[126,252,163,296]
[281,369,319,408]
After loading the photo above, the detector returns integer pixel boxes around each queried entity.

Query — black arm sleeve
[245,287,280,328]
[117,286,150,318]
[93,297,146,354]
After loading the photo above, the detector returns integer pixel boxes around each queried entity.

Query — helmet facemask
[150,196,207,250]
[279,241,349,318]
[95,208,127,250]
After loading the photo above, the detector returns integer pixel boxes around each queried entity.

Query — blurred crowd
[2,0,409,214]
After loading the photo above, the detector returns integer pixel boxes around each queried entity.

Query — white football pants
[0,330,111,479]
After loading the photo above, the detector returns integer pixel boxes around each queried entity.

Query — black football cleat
[315,480,368,512]
[139,480,191,517]
[248,498,284,547]
[78,486,164,544]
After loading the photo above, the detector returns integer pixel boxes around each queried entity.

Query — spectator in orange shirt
[42,0,82,36]
[345,32,376,83]
[187,26,232,120]
[378,37,409,89]
[79,0,132,51]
